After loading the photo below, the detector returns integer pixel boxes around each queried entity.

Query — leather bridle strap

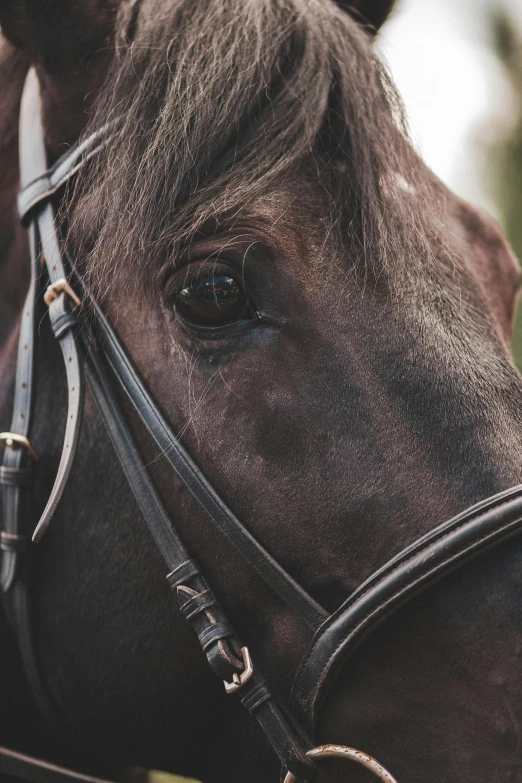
[1,68,318,782]
[1,69,90,751]
[12,91,328,634]
[290,484,522,733]
[0,221,37,592]
[11,63,522,783]
[81,333,316,778]
[8,68,86,549]
[86,297,327,631]
[17,123,115,225]
[16,68,326,633]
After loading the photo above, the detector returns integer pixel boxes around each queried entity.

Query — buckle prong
[0,432,38,461]
[224,647,254,694]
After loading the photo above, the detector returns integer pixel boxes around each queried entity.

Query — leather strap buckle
[223,647,254,694]
[44,278,81,308]
[0,433,38,461]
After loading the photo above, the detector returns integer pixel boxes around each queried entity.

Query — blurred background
[378,0,522,365]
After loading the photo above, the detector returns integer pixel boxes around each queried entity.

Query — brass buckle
[223,647,254,694]
[44,278,81,308]
[0,432,38,461]
[283,744,399,783]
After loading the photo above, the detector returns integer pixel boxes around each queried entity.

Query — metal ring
[283,744,398,783]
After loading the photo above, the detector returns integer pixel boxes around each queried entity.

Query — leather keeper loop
[166,559,200,587]
[50,310,77,339]
[0,465,32,487]
[17,174,52,224]
[197,623,234,651]
[241,681,273,714]
[1,532,28,552]
[179,589,216,621]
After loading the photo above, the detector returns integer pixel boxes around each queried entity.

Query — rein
[2,68,522,783]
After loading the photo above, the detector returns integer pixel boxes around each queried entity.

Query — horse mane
[70,0,442,294]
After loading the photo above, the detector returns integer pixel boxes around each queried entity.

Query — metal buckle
[0,432,38,461]
[283,744,399,783]
[223,647,254,694]
[44,278,81,308]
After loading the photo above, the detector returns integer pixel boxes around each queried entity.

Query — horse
[1,1,522,782]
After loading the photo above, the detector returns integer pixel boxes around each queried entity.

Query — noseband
[2,69,522,783]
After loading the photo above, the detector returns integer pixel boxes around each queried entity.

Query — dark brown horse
[1,1,522,782]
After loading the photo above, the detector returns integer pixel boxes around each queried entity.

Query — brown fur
[1,2,522,782]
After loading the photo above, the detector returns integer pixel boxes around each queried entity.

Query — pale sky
[378,0,521,217]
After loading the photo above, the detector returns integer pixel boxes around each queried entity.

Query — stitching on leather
[348,488,522,603]
[304,512,522,719]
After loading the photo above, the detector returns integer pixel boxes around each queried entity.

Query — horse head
[1,2,522,782]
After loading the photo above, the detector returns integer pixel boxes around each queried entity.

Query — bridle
[2,68,522,783]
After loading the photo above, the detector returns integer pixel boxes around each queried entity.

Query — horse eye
[174,273,252,328]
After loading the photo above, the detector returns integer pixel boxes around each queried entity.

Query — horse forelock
[69,0,443,297]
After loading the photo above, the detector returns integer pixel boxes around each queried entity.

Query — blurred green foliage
[489,7,522,367]
[149,771,200,783]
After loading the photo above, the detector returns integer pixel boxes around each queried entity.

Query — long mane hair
[70,0,442,294]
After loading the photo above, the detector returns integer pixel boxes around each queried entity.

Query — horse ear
[0,1,119,73]
[336,0,397,34]
[0,1,121,149]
